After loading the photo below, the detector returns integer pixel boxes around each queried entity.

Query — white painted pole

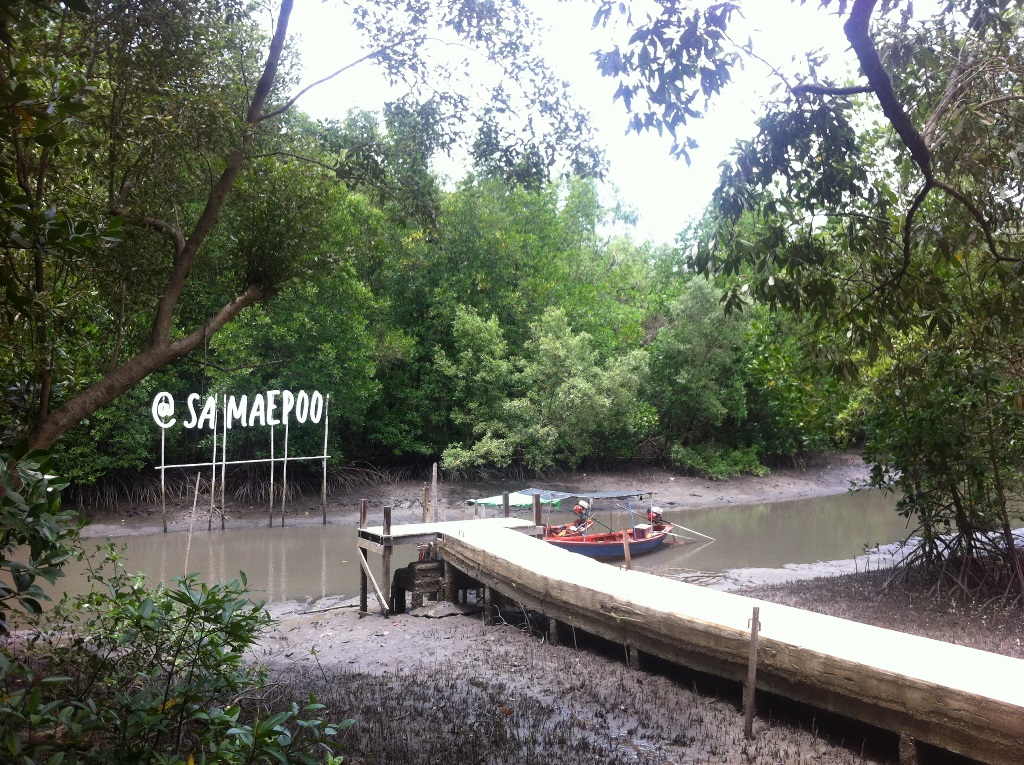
[268,424,274,527]
[208,408,217,531]
[322,394,330,524]
[280,420,289,527]
[220,394,227,530]
[160,427,167,533]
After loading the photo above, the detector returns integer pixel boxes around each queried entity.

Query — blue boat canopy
[466,488,653,507]
[466,488,574,507]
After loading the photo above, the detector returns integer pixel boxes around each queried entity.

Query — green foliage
[743,315,854,457]
[669,443,769,481]
[3,549,348,764]
[646,279,749,444]
[51,381,159,486]
[862,331,1024,571]
[440,307,649,473]
[1,457,347,762]
[0,443,78,633]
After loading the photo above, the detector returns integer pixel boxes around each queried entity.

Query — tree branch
[150,0,294,347]
[792,83,874,97]
[844,0,933,178]
[260,46,389,122]
[30,283,272,449]
[932,178,999,260]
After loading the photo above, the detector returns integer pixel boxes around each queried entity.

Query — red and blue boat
[543,490,675,559]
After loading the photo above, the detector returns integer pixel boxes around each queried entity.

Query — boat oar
[667,526,716,543]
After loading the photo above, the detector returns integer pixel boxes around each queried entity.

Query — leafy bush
[669,443,769,481]
[1,451,349,764]
[0,442,79,633]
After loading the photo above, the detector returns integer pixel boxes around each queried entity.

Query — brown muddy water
[59,490,908,605]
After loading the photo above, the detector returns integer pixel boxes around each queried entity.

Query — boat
[543,490,675,559]
[544,521,674,558]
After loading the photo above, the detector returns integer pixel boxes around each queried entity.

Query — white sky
[287,0,859,245]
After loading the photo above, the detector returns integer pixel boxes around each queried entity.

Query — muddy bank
[80,450,869,538]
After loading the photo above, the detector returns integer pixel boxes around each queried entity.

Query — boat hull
[544,524,672,559]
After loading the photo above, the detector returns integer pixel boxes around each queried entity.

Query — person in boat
[550,500,593,537]
[647,506,664,524]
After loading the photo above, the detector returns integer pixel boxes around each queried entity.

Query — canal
[55,489,910,605]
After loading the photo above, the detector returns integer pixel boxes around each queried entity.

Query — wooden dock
[429,523,1024,765]
[355,513,540,615]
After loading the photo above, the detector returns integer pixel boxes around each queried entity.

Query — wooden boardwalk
[434,523,1024,765]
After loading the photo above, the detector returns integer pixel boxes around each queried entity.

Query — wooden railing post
[358,498,368,617]
[382,505,392,615]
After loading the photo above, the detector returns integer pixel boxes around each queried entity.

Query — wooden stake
[422,483,430,523]
[622,530,632,570]
[382,505,392,616]
[431,463,439,521]
[533,494,542,528]
[356,547,388,615]
[744,606,761,740]
[503,491,510,518]
[358,498,368,617]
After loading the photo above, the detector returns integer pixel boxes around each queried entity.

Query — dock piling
[358,499,368,617]
[743,606,761,740]
[382,505,392,614]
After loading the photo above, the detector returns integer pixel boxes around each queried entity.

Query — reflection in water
[58,491,907,604]
[62,525,418,606]
[635,490,909,572]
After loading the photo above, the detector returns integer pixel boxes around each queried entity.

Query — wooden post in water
[533,494,542,528]
[422,483,430,523]
[382,505,392,616]
[431,463,440,521]
[502,492,510,518]
[744,606,761,740]
[358,499,368,617]
[622,531,632,570]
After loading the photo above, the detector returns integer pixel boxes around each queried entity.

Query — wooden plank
[361,516,536,542]
[437,526,1024,765]
[382,506,392,608]
[356,538,386,555]
[356,547,389,616]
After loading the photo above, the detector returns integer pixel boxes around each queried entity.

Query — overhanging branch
[844,0,933,178]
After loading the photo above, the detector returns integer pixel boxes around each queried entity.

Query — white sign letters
[151,390,325,430]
